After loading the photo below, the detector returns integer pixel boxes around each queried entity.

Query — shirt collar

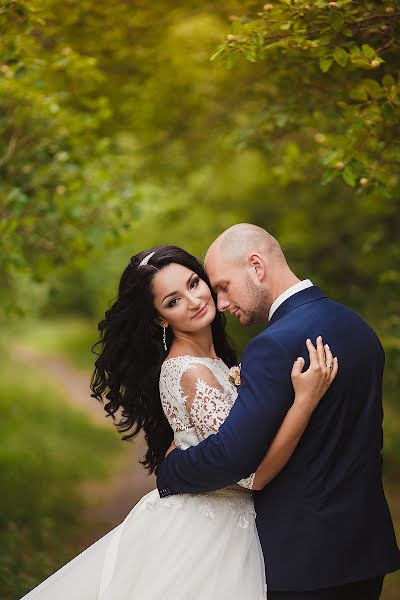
[268,279,314,321]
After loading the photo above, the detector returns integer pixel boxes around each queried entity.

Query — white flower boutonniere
[229,364,241,387]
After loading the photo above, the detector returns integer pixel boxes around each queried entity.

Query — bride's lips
[192,305,207,319]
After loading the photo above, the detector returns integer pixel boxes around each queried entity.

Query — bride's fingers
[324,343,334,379]
[316,336,326,371]
[291,356,305,379]
[306,338,318,369]
[324,343,333,365]
[330,356,339,381]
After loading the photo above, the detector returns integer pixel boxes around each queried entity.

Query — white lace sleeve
[237,472,255,489]
[180,362,255,490]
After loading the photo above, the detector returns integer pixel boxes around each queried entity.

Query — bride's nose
[187,292,201,309]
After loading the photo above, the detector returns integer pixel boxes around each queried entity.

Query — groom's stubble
[241,272,272,326]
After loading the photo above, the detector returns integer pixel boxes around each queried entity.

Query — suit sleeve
[157,333,295,497]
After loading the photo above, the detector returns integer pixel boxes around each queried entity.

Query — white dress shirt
[268,279,314,321]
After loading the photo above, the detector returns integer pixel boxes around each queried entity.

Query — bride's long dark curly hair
[90,245,237,475]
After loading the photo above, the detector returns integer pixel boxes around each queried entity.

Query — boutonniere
[229,364,241,387]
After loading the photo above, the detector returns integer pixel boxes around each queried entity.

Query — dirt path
[11,343,155,544]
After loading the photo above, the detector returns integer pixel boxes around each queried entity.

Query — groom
[156,224,400,599]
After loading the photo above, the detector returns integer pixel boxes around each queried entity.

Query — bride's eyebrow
[162,272,196,303]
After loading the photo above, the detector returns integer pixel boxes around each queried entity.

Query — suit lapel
[266,286,326,328]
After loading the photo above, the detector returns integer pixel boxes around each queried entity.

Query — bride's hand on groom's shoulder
[291,336,338,413]
[251,337,339,491]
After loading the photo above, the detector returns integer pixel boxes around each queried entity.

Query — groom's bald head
[205,223,298,325]
[206,223,286,267]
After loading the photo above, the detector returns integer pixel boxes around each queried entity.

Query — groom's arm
[157,334,295,497]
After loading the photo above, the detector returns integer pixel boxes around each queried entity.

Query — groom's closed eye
[214,282,228,293]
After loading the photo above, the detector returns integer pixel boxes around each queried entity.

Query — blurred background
[1,1,399,598]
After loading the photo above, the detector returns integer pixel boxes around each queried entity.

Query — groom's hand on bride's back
[165,440,177,458]
[163,339,337,462]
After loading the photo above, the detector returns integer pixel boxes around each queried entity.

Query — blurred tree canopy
[0,0,399,354]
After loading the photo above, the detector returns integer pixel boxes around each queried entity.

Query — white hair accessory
[138,251,156,267]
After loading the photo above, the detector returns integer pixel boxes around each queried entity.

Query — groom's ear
[248,253,266,283]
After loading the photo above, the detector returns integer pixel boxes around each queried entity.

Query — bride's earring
[162,324,167,351]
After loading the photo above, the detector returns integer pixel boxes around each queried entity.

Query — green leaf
[349,85,368,101]
[382,74,395,88]
[210,45,226,62]
[231,21,243,35]
[333,47,348,67]
[331,12,344,32]
[361,44,376,59]
[362,78,384,99]
[226,53,236,70]
[382,102,397,124]
[342,166,356,186]
[244,47,257,62]
[319,57,333,73]
[264,41,286,50]
[321,169,336,185]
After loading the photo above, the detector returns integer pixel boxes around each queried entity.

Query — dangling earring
[162,324,167,351]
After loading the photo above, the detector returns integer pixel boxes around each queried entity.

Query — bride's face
[152,263,216,333]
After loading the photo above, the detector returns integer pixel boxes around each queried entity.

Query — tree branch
[349,11,400,28]
[0,133,18,167]
[377,37,396,53]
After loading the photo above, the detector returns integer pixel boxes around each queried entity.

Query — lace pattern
[160,356,255,490]
[146,487,256,528]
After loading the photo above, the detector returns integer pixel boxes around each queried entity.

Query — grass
[0,354,121,599]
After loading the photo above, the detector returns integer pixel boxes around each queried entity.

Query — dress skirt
[21,486,267,600]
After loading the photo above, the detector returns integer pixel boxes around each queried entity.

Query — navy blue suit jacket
[157,286,400,591]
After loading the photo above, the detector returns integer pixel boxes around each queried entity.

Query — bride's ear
[154,316,168,328]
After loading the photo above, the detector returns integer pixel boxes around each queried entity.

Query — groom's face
[206,252,270,326]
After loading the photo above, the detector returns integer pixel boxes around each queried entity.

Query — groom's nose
[217,295,230,312]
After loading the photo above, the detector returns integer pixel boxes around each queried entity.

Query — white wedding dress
[21,356,267,600]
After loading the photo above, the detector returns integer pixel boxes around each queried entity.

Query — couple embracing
[22,224,399,600]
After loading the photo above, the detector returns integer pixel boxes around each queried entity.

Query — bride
[21,245,337,600]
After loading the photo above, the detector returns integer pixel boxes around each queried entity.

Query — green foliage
[0,353,120,598]
[214,1,400,194]
[0,0,397,362]
[1,1,398,337]
[0,0,397,366]
[0,1,136,315]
